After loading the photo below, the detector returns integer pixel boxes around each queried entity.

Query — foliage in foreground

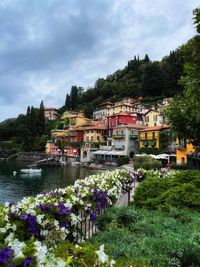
[0,169,132,266]
[134,170,200,210]
[89,206,200,267]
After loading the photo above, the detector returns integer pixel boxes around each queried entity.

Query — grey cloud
[0,0,115,74]
[0,0,199,122]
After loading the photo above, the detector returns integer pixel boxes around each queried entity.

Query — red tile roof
[114,124,145,129]
[76,125,107,131]
[139,125,170,132]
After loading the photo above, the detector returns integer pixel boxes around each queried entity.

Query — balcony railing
[129,134,138,140]
[177,144,186,150]
[140,137,157,141]
[112,134,125,139]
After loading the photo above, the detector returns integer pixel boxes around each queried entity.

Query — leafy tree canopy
[165,7,200,150]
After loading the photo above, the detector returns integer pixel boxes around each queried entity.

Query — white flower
[5,232,14,243]
[34,241,48,262]
[96,244,109,264]
[36,214,45,224]
[56,258,67,267]
[0,227,6,233]
[110,259,116,266]
[64,199,72,209]
[4,215,9,222]
[9,239,25,258]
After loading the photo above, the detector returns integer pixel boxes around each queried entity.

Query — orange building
[176,139,195,164]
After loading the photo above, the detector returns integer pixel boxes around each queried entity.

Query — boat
[20,168,42,174]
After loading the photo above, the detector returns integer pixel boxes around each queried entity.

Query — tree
[70,86,78,110]
[165,7,200,150]
[144,54,150,62]
[162,50,184,96]
[65,93,70,110]
[141,62,164,96]
[38,101,45,135]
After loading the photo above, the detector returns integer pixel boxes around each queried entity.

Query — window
[152,132,155,139]
[97,136,100,141]
[153,115,157,122]
[91,136,93,142]
[145,116,149,122]
[145,133,148,139]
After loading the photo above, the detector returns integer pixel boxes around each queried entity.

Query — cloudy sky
[0,0,199,122]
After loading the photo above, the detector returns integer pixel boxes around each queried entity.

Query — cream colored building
[107,98,139,116]
[144,110,164,127]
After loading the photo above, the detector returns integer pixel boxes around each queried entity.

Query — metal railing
[73,181,136,242]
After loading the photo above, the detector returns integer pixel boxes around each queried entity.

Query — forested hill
[62,49,184,117]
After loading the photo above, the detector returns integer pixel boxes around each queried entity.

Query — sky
[0,0,199,122]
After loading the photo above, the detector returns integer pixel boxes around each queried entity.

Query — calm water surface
[0,160,97,204]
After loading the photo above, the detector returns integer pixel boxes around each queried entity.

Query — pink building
[107,112,144,145]
[44,107,59,120]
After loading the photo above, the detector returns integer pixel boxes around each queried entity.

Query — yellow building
[144,110,164,127]
[139,125,170,151]
[176,139,195,164]
[61,111,91,128]
[79,125,107,144]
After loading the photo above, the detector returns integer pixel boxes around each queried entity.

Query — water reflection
[0,160,97,204]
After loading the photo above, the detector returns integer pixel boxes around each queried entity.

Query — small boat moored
[20,168,42,174]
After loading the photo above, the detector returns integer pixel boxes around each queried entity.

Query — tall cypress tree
[38,101,45,136]
[65,93,71,110]
[70,86,78,110]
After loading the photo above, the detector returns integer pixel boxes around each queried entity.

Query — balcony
[176,144,186,150]
[149,141,156,147]
[129,134,138,140]
[140,137,157,141]
[112,134,125,139]
[142,141,149,147]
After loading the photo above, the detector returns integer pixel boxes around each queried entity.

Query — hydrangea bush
[0,169,133,266]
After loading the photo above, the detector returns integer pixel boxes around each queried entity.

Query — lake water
[0,160,97,204]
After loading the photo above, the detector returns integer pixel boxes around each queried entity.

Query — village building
[79,125,107,163]
[107,98,140,116]
[144,110,164,127]
[176,139,195,165]
[107,112,144,146]
[61,111,91,128]
[93,102,113,123]
[139,125,174,153]
[44,107,59,121]
[93,124,144,165]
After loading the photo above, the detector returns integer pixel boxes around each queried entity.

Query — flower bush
[131,168,178,182]
[0,169,133,266]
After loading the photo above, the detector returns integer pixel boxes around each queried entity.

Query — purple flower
[90,211,96,221]
[0,247,12,264]
[9,202,15,207]
[20,214,28,220]
[61,221,69,228]
[94,190,100,196]
[23,256,34,267]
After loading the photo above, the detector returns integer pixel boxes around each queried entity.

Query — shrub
[117,156,130,166]
[133,156,162,170]
[170,162,189,170]
[134,170,200,210]
[89,206,200,267]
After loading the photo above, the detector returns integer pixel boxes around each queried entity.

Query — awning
[92,150,126,156]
